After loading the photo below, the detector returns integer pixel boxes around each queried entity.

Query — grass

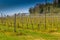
[0,25,60,40]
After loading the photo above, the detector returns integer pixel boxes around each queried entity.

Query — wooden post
[27,23,28,29]
[45,0,47,30]
[38,24,40,30]
[14,14,16,32]
[22,23,23,29]
[31,23,34,30]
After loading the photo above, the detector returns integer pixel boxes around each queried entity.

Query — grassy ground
[0,25,60,40]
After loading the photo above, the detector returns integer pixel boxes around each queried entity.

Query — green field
[0,15,60,40]
[0,25,60,40]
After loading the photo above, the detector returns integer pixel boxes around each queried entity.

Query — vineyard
[0,14,60,40]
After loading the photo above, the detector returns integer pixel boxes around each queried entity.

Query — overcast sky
[0,0,53,15]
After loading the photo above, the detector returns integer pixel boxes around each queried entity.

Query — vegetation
[0,14,60,40]
[0,0,60,40]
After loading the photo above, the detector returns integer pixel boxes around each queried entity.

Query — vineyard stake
[14,14,16,32]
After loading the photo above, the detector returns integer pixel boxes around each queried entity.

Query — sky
[0,0,53,15]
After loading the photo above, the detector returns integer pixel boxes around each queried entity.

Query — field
[0,14,60,40]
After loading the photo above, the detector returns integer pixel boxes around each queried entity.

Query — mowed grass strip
[0,25,60,40]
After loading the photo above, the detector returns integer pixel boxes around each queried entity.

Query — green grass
[0,25,60,40]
